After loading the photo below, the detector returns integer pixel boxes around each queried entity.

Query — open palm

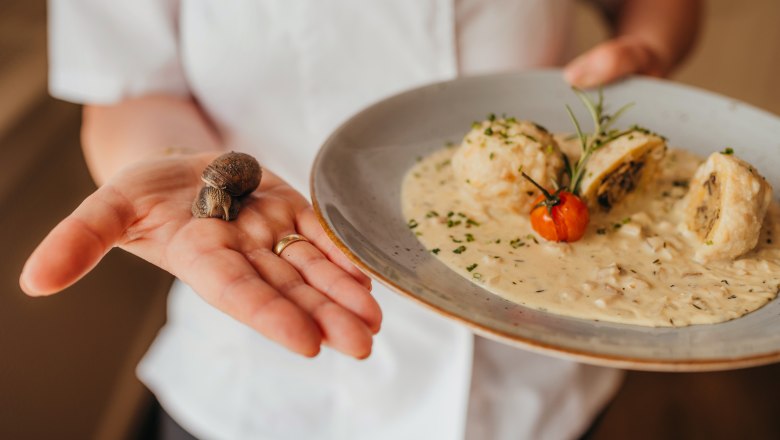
[21,153,381,358]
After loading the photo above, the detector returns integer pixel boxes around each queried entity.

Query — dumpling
[578,130,667,211]
[451,117,564,214]
[683,152,773,263]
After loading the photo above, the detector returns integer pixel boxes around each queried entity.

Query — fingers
[20,185,135,296]
[564,37,665,89]
[177,242,323,357]
[296,206,373,290]
[275,233,382,335]
[246,247,374,358]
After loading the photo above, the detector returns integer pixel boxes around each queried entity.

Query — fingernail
[565,57,602,88]
[19,271,38,296]
[563,63,584,85]
[19,263,46,296]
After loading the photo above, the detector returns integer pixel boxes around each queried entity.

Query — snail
[191,151,262,221]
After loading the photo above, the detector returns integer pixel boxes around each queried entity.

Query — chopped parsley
[453,245,467,254]
[407,219,419,229]
[521,132,538,143]
[466,263,478,272]
[431,248,440,254]
[509,238,525,249]
[721,147,734,155]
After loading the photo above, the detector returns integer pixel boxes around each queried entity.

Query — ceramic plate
[310,70,780,372]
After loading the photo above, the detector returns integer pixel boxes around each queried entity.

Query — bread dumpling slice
[579,131,667,211]
[683,152,773,263]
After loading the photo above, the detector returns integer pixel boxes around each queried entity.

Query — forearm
[613,0,702,74]
[82,94,223,185]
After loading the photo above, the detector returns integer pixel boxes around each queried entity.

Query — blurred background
[2,1,780,439]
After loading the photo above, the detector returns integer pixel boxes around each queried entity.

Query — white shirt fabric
[49,1,624,439]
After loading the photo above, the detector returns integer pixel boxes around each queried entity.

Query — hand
[20,153,381,358]
[564,36,667,89]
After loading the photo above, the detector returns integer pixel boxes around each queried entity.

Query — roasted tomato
[529,191,589,242]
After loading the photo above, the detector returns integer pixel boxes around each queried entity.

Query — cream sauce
[402,146,780,327]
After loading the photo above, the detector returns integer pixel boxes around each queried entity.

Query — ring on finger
[273,233,310,256]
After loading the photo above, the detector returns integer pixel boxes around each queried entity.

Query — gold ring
[273,233,309,256]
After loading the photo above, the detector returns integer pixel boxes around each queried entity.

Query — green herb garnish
[564,88,637,195]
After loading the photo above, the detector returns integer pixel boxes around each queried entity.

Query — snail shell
[201,151,262,197]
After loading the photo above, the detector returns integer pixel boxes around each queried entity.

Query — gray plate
[311,70,780,372]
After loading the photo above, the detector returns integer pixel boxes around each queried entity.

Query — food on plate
[402,89,780,327]
[451,116,564,213]
[522,173,590,243]
[561,88,667,211]
[683,150,773,263]
[578,130,667,211]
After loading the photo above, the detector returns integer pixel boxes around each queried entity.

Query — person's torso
[178,0,574,191]
[136,3,623,439]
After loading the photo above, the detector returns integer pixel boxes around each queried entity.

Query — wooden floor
[4,1,780,439]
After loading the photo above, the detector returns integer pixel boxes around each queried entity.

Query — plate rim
[310,69,780,372]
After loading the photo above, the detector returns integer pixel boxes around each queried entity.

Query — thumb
[564,37,664,89]
[20,185,135,296]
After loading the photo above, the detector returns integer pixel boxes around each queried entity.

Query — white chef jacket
[49,1,624,439]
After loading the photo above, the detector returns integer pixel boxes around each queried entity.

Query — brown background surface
[2,1,780,439]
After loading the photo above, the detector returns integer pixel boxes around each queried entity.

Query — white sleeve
[48,0,189,104]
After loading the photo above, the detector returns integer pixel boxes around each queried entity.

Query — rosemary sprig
[566,88,635,195]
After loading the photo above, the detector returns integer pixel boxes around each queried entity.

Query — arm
[565,0,702,88]
[21,95,381,359]
[81,95,223,185]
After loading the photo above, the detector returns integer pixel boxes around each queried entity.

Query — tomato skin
[529,191,590,242]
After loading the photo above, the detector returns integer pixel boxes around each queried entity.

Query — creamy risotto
[402,144,780,327]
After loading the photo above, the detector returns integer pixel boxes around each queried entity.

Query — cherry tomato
[529,191,589,242]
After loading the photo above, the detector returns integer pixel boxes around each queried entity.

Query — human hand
[564,35,667,89]
[20,153,381,358]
